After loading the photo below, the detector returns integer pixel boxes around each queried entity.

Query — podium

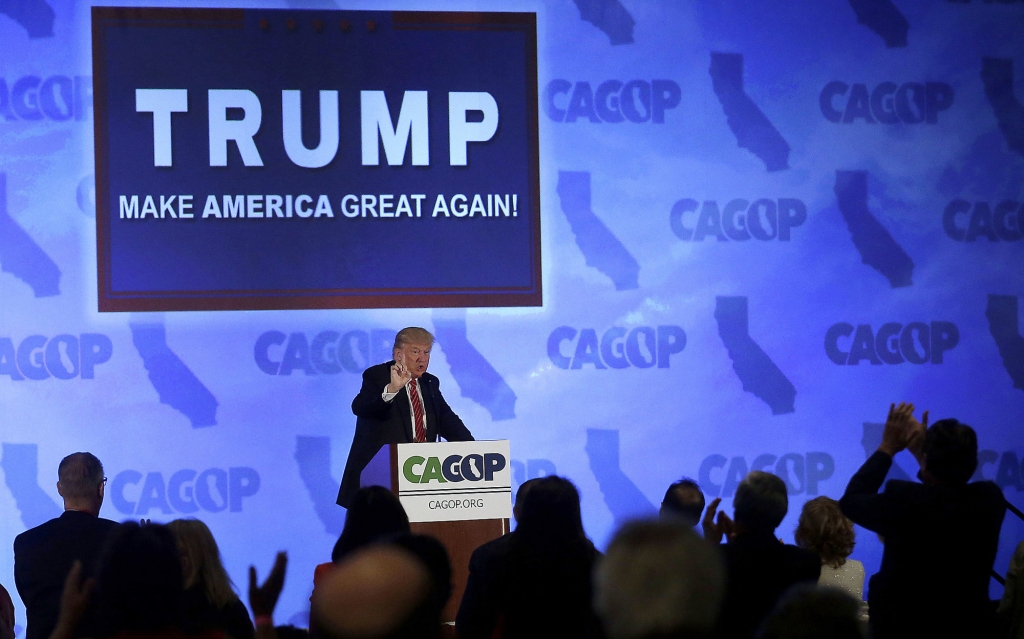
[360,440,512,623]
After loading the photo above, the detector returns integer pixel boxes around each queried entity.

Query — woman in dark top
[331,486,411,562]
[167,519,253,639]
[50,522,222,639]
[312,486,412,593]
[456,476,601,639]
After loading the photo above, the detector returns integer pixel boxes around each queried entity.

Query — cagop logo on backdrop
[0,334,112,380]
[819,82,954,124]
[943,200,1023,241]
[543,79,681,123]
[547,325,686,369]
[699,452,836,498]
[670,198,807,242]
[0,76,92,121]
[110,467,260,516]
[92,8,541,312]
[254,328,395,376]
[825,321,960,365]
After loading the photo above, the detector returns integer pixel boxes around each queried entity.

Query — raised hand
[702,497,725,543]
[388,352,412,394]
[880,402,917,456]
[907,409,929,465]
[249,551,287,619]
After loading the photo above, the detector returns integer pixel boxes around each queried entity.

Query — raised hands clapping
[701,497,736,544]
[880,402,929,458]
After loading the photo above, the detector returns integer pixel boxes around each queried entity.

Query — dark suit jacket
[336,362,474,508]
[14,511,118,639]
[455,533,601,639]
[840,451,1006,639]
[455,534,511,638]
[716,531,821,639]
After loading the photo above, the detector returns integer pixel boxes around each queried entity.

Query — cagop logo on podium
[397,440,511,522]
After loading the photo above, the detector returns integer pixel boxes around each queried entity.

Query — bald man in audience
[312,545,442,639]
[14,452,117,639]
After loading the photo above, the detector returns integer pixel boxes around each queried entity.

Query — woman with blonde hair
[168,519,254,639]
[794,496,866,613]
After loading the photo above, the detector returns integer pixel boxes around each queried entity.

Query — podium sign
[396,440,511,523]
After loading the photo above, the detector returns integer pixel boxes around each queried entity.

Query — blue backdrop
[1,0,1023,632]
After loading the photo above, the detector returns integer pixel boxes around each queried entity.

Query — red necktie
[408,379,427,443]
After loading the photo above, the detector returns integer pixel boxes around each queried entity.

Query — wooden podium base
[411,518,510,623]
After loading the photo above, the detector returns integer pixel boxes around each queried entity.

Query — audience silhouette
[793,497,865,616]
[755,585,864,639]
[595,519,724,639]
[840,402,1006,639]
[661,478,706,529]
[703,471,821,638]
[14,453,117,639]
[456,476,600,639]
[167,519,253,639]
[14,410,1020,639]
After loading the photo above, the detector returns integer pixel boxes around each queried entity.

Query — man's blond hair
[393,327,434,353]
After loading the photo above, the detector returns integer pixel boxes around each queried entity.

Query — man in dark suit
[14,452,118,639]
[840,402,1006,639]
[703,471,821,639]
[337,327,474,508]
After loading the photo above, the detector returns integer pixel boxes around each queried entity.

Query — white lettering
[247,194,263,218]
[178,194,193,218]
[119,195,139,219]
[208,89,264,167]
[449,91,499,166]
[341,194,359,218]
[135,89,188,167]
[295,194,313,218]
[360,90,429,166]
[314,194,333,218]
[282,90,339,168]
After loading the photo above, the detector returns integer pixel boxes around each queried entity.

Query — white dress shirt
[382,379,427,440]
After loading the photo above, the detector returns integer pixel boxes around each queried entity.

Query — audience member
[331,487,411,563]
[250,553,287,639]
[1,583,14,639]
[793,497,865,610]
[312,545,439,639]
[95,522,187,638]
[14,452,117,639]
[49,521,198,639]
[594,519,724,639]
[998,541,1024,639]
[168,519,254,639]
[660,479,706,529]
[456,475,601,639]
[839,402,1006,639]
[271,627,307,639]
[755,585,864,639]
[703,471,820,639]
[385,534,452,623]
[312,486,412,595]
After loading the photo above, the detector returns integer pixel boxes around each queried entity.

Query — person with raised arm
[839,402,1006,639]
[336,327,473,509]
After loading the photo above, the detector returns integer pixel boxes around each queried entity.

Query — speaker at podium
[360,440,512,624]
